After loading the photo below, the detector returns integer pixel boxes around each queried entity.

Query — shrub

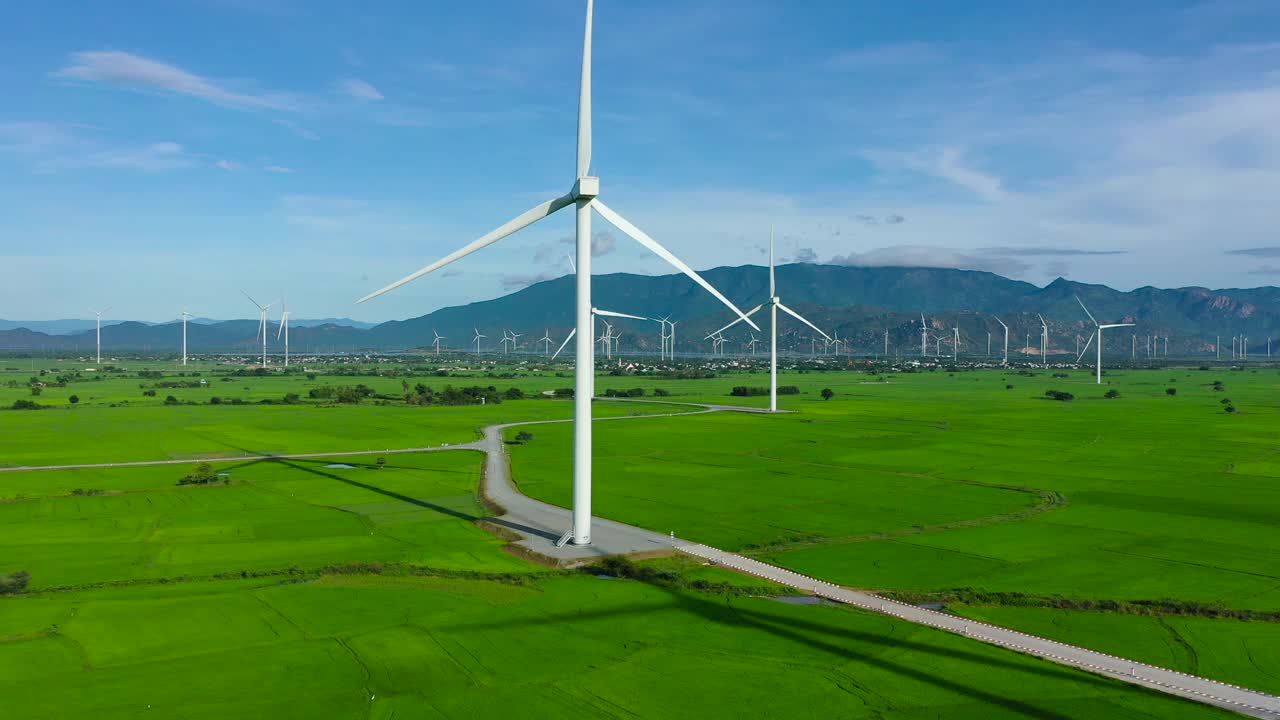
[503,387,525,400]
[283,392,301,404]
[142,389,157,397]
[730,386,768,397]
[821,388,835,400]
[1104,389,1120,399]
[1044,390,1074,402]
[10,400,42,410]
[164,395,180,405]
[376,457,387,470]
[0,571,31,595]
[653,388,670,397]
[1005,384,1014,390]
[514,431,535,444]
[553,388,574,398]
[29,385,42,396]
[69,395,80,405]
[1165,388,1177,396]
[1224,404,1237,414]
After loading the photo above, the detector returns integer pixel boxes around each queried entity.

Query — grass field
[0,573,1237,719]
[3,359,1276,716]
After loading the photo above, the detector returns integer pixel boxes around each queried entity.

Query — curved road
[5,398,1278,717]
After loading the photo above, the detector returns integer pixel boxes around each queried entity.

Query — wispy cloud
[215,159,241,171]
[1226,247,1280,257]
[78,141,195,172]
[862,147,1006,202]
[977,246,1127,256]
[264,165,295,173]
[55,51,299,111]
[336,78,384,102]
[828,245,1030,277]
[500,269,562,290]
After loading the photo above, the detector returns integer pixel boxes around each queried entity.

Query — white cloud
[829,245,1031,277]
[56,51,298,111]
[336,78,384,102]
[264,165,295,173]
[78,141,193,171]
[215,159,241,171]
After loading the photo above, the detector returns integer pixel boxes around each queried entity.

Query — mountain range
[1,265,1275,357]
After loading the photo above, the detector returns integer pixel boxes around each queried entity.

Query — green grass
[0,452,535,588]
[0,573,1237,719]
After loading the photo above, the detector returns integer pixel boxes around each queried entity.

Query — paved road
[676,543,1280,720]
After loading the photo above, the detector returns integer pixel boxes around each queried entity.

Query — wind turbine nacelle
[572,176,599,200]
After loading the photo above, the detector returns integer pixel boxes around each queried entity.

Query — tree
[821,388,835,401]
[29,385,41,396]
[375,457,387,470]
[68,395,80,405]
[1045,390,1074,402]
[179,462,218,486]
[11,400,41,410]
[1165,388,1177,397]
[164,395,180,405]
[503,387,526,400]
[283,392,301,404]
[1104,389,1120,399]
[1225,404,1237,414]
[653,388,670,397]
[515,431,535,444]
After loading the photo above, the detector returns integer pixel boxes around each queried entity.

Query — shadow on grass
[442,582,1145,720]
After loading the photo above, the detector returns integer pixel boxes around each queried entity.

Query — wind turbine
[472,327,485,355]
[180,309,192,366]
[1076,295,1133,385]
[539,329,553,356]
[703,228,829,412]
[277,302,291,368]
[952,326,960,360]
[355,0,755,547]
[433,329,446,355]
[90,307,111,365]
[1038,314,1049,369]
[242,292,272,369]
[746,333,759,356]
[920,314,928,357]
[551,308,645,361]
[993,316,1009,366]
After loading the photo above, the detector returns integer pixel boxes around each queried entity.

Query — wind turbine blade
[566,253,576,273]
[777,302,831,341]
[1037,313,1047,328]
[552,328,577,360]
[593,200,760,331]
[704,303,764,339]
[358,193,574,303]
[576,0,593,177]
[1075,295,1098,327]
[769,225,776,297]
[1076,332,1095,362]
[593,309,647,321]
[993,316,1008,330]
[241,290,262,309]
[277,316,285,339]
[1101,323,1135,329]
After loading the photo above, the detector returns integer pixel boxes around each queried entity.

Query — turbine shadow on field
[443,583,1117,719]
[271,458,480,523]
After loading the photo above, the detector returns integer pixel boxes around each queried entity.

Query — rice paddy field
[2,357,1276,717]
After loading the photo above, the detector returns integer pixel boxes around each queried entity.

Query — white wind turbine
[704,228,828,412]
[1038,314,1049,369]
[472,327,485,355]
[432,329,446,355]
[1076,295,1133,384]
[277,302,291,368]
[920,313,928,357]
[746,333,760,356]
[242,292,273,369]
[539,329,553,356]
[356,0,756,546]
[179,309,192,366]
[952,326,960,360]
[550,308,646,361]
[89,307,111,365]
[993,316,1009,365]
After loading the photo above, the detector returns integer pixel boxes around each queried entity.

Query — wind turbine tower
[1039,314,1049,369]
[180,309,192,366]
[993,316,1009,366]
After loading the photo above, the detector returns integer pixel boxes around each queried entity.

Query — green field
[0,573,1236,719]
[3,359,1276,716]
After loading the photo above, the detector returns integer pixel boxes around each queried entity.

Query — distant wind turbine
[472,327,485,355]
[432,329,446,355]
[993,316,1009,366]
[1038,314,1049,369]
[90,307,111,365]
[180,309,192,366]
[277,302,291,367]
[1076,295,1133,385]
[704,228,829,412]
[242,292,272,369]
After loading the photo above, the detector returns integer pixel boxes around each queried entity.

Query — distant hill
[1,265,1275,356]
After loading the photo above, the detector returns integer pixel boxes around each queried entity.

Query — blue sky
[4,0,1280,322]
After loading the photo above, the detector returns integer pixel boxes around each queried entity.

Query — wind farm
[4,1,1280,719]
